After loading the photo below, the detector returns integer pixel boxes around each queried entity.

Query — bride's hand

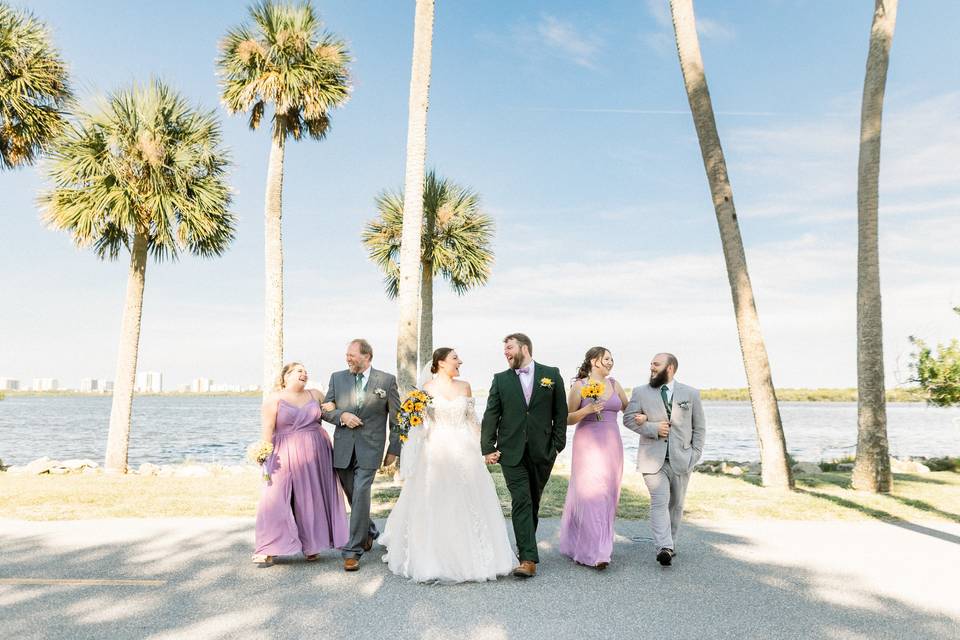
[321,401,336,412]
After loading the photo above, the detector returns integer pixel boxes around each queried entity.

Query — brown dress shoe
[595,562,609,571]
[512,561,537,578]
[361,534,374,552]
[344,558,360,572]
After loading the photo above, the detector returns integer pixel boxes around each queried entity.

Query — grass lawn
[2,468,958,524]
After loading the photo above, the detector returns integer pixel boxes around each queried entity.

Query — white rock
[25,457,56,474]
[138,462,161,476]
[792,462,824,475]
[174,465,212,478]
[721,462,744,476]
[60,459,98,471]
[49,466,69,475]
[890,458,931,474]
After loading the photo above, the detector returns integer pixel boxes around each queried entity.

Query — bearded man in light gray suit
[622,353,705,566]
[321,339,401,572]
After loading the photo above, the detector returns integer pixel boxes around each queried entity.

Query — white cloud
[535,15,601,69]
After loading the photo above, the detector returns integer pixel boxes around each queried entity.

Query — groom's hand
[484,452,501,465]
[657,421,671,438]
[383,453,397,466]
[341,412,363,428]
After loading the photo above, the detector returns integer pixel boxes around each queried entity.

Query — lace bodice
[426,395,478,431]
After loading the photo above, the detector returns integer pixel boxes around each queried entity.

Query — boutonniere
[677,400,691,409]
[374,388,387,398]
[539,377,554,388]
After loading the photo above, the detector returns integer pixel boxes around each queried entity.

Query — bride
[379,347,516,582]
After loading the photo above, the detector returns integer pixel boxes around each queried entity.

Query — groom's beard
[649,370,669,388]
[508,353,524,369]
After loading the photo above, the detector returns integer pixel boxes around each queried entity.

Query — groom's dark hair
[504,333,533,356]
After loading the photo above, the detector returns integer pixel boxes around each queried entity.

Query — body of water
[1,396,958,467]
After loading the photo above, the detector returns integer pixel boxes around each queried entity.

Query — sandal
[251,554,274,565]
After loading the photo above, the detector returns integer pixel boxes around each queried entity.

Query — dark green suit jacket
[481,362,568,467]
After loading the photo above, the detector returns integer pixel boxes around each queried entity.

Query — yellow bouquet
[246,441,274,482]
[580,380,606,421]
[394,389,431,443]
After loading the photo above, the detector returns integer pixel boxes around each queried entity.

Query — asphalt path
[1,517,958,639]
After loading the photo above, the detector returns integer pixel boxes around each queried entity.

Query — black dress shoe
[656,548,673,566]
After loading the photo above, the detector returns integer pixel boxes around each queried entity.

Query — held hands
[320,401,336,413]
[340,412,363,429]
[484,451,501,465]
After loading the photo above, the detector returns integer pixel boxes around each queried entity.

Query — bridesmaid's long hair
[276,362,304,390]
[574,347,610,381]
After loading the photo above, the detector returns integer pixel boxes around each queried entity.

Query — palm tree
[362,170,495,368]
[0,2,72,169]
[853,0,898,493]
[395,0,435,393]
[668,0,793,489]
[217,0,350,395]
[40,80,234,473]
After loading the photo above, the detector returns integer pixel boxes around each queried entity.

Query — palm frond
[216,0,350,141]
[0,3,73,169]
[40,79,235,262]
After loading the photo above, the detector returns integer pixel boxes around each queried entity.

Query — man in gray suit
[321,339,401,572]
[622,353,705,566]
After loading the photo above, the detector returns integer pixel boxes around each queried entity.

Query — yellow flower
[399,434,408,443]
[410,415,422,427]
[414,402,425,412]
[402,399,415,412]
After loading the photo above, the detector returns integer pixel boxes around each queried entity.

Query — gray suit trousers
[337,454,378,559]
[643,462,691,551]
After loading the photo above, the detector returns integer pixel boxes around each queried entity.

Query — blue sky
[2,0,958,390]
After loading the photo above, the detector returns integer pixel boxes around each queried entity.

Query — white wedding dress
[379,395,516,582]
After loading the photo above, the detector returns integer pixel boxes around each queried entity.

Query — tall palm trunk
[263,134,285,396]
[396,0,435,393]
[104,229,148,473]
[853,0,897,493]
[418,257,433,370]
[669,0,793,489]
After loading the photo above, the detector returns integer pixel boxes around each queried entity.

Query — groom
[481,333,567,578]
[622,352,705,566]
[321,338,401,572]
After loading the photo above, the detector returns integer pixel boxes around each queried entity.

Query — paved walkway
[1,517,958,639]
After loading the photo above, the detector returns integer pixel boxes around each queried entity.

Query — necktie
[355,373,364,410]
[660,385,672,419]
[517,367,532,405]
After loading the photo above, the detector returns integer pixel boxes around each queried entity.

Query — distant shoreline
[0,387,928,402]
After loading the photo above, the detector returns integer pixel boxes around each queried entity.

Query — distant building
[0,378,20,391]
[79,378,100,393]
[103,380,114,392]
[190,377,213,393]
[135,371,163,393]
[32,378,59,391]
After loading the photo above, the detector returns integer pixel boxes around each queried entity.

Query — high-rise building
[31,378,59,391]
[0,378,20,391]
[103,380,114,392]
[135,371,163,393]
[190,377,213,393]
[79,378,100,393]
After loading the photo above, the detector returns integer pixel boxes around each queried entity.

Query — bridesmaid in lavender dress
[558,347,635,570]
[252,362,349,564]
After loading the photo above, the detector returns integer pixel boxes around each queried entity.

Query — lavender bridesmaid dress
[254,399,349,556]
[558,378,624,566]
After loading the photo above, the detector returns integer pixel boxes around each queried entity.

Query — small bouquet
[394,388,431,443]
[580,380,606,421]
[246,441,274,482]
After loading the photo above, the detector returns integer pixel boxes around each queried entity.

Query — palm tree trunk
[263,134,285,397]
[418,258,434,371]
[104,229,148,473]
[853,0,897,493]
[396,0,435,393]
[669,0,793,489]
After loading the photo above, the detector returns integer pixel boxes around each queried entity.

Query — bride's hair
[430,347,454,374]
[277,361,304,390]
[574,347,609,380]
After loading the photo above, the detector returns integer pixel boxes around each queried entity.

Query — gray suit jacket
[622,381,706,475]
[321,368,402,470]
